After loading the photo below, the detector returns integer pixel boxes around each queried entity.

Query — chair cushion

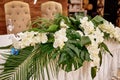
[4,1,31,34]
[41,1,62,20]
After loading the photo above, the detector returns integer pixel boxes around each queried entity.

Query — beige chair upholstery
[4,1,31,34]
[41,1,62,20]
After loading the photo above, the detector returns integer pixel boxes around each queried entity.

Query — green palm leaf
[0,43,57,80]
[0,46,33,80]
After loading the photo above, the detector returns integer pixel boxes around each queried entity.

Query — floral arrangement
[0,14,120,80]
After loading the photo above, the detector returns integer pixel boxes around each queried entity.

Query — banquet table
[0,34,120,80]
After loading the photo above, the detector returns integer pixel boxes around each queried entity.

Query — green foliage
[91,66,97,79]
[103,32,110,39]
[4,46,34,71]
[0,14,112,80]
[28,28,46,33]
[47,24,59,32]
[57,29,91,72]
[0,43,57,80]
[80,36,91,47]
[91,15,106,27]
[98,51,102,66]
[31,17,53,29]
[69,17,80,30]
[99,42,113,57]
[0,46,34,80]
[0,45,12,49]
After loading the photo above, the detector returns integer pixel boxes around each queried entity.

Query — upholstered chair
[4,1,31,34]
[41,1,62,20]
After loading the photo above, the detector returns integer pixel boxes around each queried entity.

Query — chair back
[4,1,31,34]
[41,1,62,20]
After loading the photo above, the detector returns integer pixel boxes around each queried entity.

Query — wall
[0,0,68,34]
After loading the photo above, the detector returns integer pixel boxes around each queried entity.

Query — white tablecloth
[0,35,120,80]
